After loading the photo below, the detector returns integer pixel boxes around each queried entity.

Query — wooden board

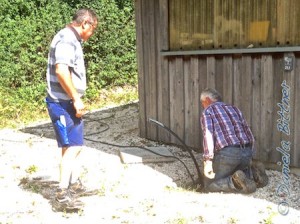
[135,0,146,138]
[184,56,200,148]
[119,147,176,164]
[170,57,185,145]
[157,0,170,143]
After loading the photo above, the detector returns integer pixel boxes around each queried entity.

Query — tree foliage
[0,0,137,126]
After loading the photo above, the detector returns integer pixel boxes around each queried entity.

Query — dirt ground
[0,102,299,224]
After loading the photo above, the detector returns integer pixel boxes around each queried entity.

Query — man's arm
[201,113,216,179]
[204,128,214,159]
[201,114,215,161]
[55,63,85,117]
[203,128,215,179]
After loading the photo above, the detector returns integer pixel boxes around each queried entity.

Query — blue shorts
[46,98,84,147]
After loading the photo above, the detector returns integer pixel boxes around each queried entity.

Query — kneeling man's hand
[204,160,215,179]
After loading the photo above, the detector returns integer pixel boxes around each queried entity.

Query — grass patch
[25,165,39,174]
[86,85,138,111]
[0,85,138,129]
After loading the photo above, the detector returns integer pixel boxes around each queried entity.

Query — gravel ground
[0,102,299,224]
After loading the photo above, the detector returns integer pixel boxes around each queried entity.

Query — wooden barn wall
[169,0,300,50]
[135,0,300,167]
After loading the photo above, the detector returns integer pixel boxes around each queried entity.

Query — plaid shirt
[201,102,255,161]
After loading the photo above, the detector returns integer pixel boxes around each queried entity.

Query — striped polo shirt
[46,26,86,101]
[201,101,255,160]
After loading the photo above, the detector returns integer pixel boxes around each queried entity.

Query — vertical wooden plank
[146,0,158,140]
[270,0,277,45]
[293,55,300,166]
[222,56,233,104]
[159,0,169,51]
[199,56,208,92]
[198,56,208,152]
[291,0,297,45]
[157,0,170,142]
[134,0,147,138]
[215,56,224,94]
[233,55,242,108]
[282,53,295,167]
[170,57,185,145]
[200,1,204,40]
[296,3,300,43]
[260,55,274,162]
[157,57,171,142]
[183,57,191,145]
[251,55,262,160]
[207,56,216,88]
[220,0,226,47]
[289,0,300,45]
[237,0,245,47]
[213,0,219,47]
[277,0,287,45]
[142,0,151,139]
[186,0,192,49]
[224,0,230,47]
[269,54,283,164]
[193,0,197,36]
[184,56,200,148]
[206,0,213,35]
[228,0,234,48]
[243,0,251,44]
[178,0,184,49]
[285,0,291,44]
[169,0,176,49]
[240,55,252,124]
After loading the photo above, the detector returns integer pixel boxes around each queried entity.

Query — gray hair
[72,8,98,24]
[200,88,222,102]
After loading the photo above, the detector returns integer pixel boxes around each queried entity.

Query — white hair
[200,88,222,102]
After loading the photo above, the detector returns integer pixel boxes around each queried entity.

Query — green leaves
[0,0,136,89]
[0,0,137,127]
[83,0,137,88]
[0,0,71,88]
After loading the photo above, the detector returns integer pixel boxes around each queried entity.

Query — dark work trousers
[204,145,253,193]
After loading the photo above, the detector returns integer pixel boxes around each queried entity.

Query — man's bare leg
[59,146,82,189]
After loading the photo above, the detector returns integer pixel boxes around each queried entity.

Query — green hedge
[0,0,137,127]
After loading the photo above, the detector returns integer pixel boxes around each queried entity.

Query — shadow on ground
[21,102,201,189]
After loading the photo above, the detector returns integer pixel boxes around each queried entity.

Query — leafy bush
[79,0,137,89]
[0,0,72,88]
[0,0,137,127]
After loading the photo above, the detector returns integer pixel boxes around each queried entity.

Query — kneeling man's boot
[231,170,256,194]
[251,161,268,188]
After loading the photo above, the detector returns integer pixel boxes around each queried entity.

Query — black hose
[83,114,197,185]
[148,118,204,187]
[83,136,195,183]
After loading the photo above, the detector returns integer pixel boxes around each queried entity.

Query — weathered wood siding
[169,0,300,50]
[135,0,300,168]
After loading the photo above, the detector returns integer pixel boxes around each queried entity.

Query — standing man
[200,88,257,194]
[46,9,98,209]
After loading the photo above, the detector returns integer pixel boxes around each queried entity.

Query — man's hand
[73,98,85,118]
[204,160,215,179]
[55,64,85,117]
